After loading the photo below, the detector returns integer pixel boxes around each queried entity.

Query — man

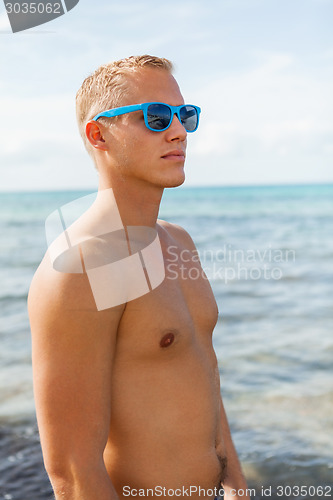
[28,55,250,500]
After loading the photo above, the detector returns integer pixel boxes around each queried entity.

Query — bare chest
[116,241,219,359]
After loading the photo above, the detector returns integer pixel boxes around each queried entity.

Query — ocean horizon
[1,180,333,193]
[1,183,332,499]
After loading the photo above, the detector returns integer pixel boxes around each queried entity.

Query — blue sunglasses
[92,102,201,133]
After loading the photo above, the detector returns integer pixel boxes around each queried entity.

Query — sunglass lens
[147,104,171,130]
[179,105,198,132]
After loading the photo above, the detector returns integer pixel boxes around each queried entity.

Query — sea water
[0,185,332,499]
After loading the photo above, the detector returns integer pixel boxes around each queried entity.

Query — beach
[0,185,332,499]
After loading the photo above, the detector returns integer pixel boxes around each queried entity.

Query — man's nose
[165,113,187,141]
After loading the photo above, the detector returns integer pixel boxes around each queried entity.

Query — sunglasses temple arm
[93,104,143,121]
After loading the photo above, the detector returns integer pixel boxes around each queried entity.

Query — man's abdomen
[104,343,225,497]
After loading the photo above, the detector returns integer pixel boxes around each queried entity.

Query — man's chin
[163,174,185,189]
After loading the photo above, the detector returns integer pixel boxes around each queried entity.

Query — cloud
[0,94,74,152]
[190,51,333,157]
[181,50,333,185]
[0,92,98,190]
[321,48,333,59]
[0,11,10,30]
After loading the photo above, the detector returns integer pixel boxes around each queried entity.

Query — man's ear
[85,121,108,151]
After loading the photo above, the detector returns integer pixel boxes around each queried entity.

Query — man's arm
[28,255,124,500]
[220,396,251,500]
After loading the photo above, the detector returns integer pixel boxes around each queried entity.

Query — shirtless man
[28,55,250,500]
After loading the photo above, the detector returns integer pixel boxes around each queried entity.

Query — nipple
[160,332,175,348]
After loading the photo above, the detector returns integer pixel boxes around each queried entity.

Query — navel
[159,332,175,348]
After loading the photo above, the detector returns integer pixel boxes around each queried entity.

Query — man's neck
[98,175,163,229]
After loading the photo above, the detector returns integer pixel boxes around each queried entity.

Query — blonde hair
[76,55,173,154]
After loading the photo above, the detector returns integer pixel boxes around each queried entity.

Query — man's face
[103,68,188,189]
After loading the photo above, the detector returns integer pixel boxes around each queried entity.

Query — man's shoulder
[28,251,96,314]
[157,219,196,250]
[28,250,126,330]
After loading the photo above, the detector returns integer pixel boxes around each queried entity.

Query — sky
[0,0,332,191]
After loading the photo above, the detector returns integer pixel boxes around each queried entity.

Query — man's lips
[161,150,186,160]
